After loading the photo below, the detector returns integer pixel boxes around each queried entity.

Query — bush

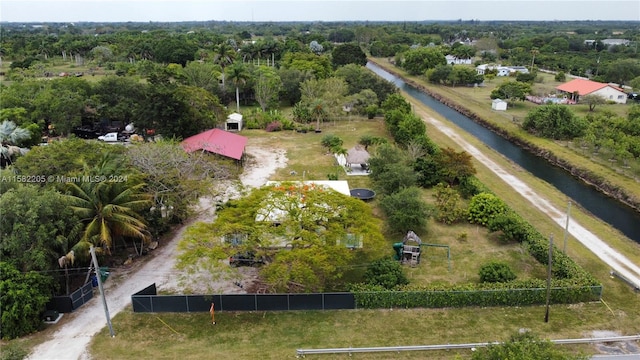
[555,71,566,82]
[467,192,508,226]
[479,261,517,283]
[320,134,343,150]
[265,121,282,132]
[0,342,28,360]
[364,258,409,289]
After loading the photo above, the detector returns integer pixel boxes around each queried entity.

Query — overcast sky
[1,0,639,23]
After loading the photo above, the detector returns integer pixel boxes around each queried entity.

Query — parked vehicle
[229,252,265,267]
[98,132,125,142]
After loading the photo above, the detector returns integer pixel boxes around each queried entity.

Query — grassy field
[85,116,640,360]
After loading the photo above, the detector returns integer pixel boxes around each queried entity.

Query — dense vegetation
[1,19,636,341]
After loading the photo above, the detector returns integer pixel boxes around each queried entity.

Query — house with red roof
[181,128,247,161]
[556,78,627,104]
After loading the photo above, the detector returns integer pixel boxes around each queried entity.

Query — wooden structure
[401,231,422,267]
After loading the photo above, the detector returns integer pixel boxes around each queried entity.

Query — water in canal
[367,62,640,243]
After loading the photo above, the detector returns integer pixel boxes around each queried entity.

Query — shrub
[0,342,28,360]
[467,192,508,226]
[364,258,409,289]
[366,104,379,119]
[555,71,566,82]
[265,121,282,132]
[479,261,517,283]
[320,134,343,149]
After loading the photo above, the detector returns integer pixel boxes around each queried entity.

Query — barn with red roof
[556,78,627,104]
[181,128,247,161]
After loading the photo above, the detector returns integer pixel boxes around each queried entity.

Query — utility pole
[563,201,572,253]
[544,235,553,323]
[90,245,115,337]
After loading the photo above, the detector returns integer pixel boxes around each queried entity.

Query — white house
[225,112,243,131]
[491,99,508,111]
[556,79,627,104]
[476,64,529,76]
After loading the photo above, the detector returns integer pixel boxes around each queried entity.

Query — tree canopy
[177,183,388,292]
[523,104,587,140]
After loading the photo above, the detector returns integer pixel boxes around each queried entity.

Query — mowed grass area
[87,115,640,360]
[1,58,119,85]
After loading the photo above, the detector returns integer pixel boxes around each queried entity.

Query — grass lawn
[86,113,640,360]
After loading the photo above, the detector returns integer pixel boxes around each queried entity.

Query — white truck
[98,132,125,142]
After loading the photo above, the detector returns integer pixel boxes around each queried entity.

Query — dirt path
[27,142,287,360]
[412,104,640,289]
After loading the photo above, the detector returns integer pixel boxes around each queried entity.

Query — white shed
[225,112,243,131]
[492,99,508,111]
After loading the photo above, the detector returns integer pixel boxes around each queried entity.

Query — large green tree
[379,186,433,234]
[0,185,82,272]
[253,65,283,111]
[490,81,532,104]
[331,43,367,68]
[604,58,640,86]
[402,47,446,75]
[523,104,587,140]
[177,184,388,293]
[0,262,53,339]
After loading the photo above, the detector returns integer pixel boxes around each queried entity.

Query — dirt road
[412,104,640,289]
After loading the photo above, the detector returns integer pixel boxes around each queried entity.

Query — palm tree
[226,62,250,113]
[311,99,327,131]
[65,180,152,255]
[0,121,30,167]
[214,42,235,89]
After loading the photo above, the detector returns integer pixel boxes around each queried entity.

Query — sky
[1,0,639,23]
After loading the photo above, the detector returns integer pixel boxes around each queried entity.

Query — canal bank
[367,58,640,244]
[367,58,640,215]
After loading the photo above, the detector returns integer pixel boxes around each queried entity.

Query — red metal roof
[181,128,247,160]
[556,78,608,95]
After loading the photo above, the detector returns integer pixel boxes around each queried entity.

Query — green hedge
[352,283,603,309]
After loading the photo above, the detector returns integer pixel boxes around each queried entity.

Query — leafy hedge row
[351,282,602,309]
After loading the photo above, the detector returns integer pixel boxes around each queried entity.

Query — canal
[367,62,640,243]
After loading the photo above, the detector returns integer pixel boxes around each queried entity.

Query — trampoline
[350,188,376,201]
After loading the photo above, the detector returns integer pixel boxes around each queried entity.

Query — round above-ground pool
[350,188,376,201]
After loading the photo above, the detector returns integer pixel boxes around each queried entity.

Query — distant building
[584,39,631,48]
[556,79,627,104]
[445,55,472,65]
[476,64,529,76]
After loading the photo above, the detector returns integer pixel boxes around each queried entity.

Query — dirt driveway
[26,143,287,360]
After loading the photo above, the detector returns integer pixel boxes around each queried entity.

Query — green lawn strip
[89,305,612,359]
